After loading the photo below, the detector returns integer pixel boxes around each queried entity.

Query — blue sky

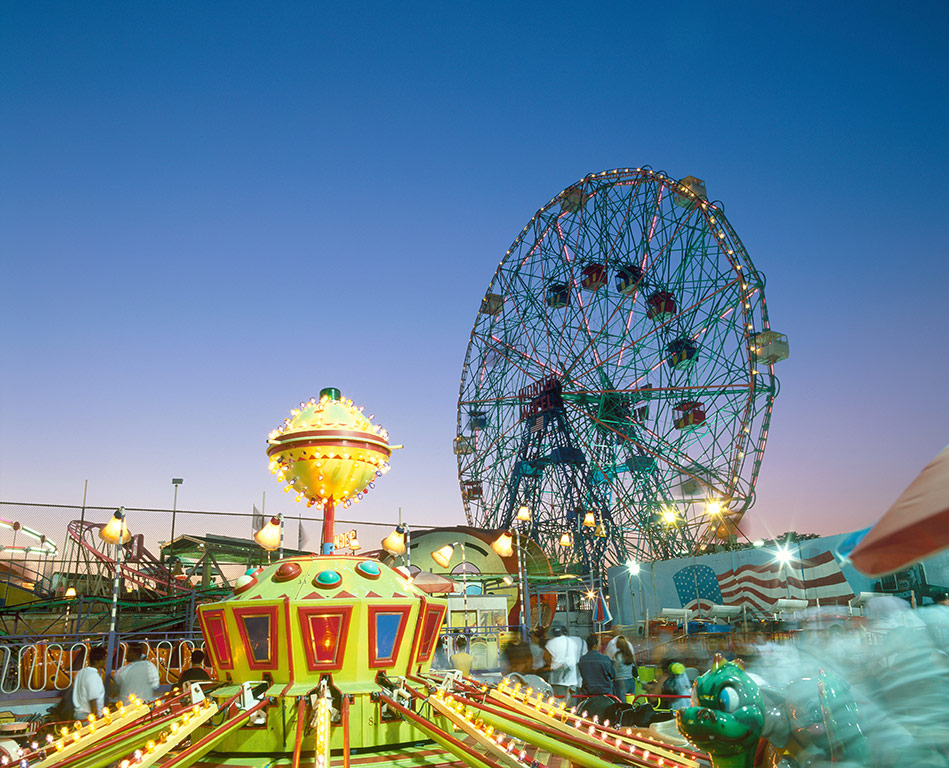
[2,2,947,553]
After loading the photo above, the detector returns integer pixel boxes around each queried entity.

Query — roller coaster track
[65,519,193,598]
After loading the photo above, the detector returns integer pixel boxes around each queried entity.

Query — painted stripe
[720,572,849,592]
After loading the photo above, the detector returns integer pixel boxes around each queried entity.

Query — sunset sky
[2,2,947,555]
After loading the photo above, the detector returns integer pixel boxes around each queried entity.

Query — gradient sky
[2,2,947,555]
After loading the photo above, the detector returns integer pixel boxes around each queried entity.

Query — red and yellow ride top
[266,388,391,510]
[197,555,446,690]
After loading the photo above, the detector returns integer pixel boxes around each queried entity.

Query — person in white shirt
[604,627,622,659]
[114,642,161,705]
[544,625,582,698]
[73,647,108,719]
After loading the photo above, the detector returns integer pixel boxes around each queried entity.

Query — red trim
[408,597,427,667]
[270,428,389,444]
[267,436,391,458]
[198,608,233,670]
[297,604,353,672]
[233,604,280,670]
[367,604,412,669]
[283,596,294,684]
[415,602,447,664]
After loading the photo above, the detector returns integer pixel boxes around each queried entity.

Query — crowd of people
[57,643,212,721]
[496,625,643,700]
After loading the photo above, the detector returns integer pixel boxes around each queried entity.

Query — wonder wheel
[456,168,787,576]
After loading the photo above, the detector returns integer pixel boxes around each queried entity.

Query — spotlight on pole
[254,516,282,551]
[381,525,408,556]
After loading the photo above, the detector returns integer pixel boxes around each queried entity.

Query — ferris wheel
[455,168,787,576]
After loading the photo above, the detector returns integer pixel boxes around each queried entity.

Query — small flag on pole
[592,588,612,625]
[252,505,264,535]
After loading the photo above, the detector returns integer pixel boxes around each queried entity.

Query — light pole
[515,505,531,634]
[432,542,468,629]
[100,508,130,694]
[491,505,532,638]
[64,586,77,636]
[2,522,20,606]
[168,478,183,563]
[774,545,793,598]
[626,559,643,630]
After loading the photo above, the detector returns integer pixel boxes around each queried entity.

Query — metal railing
[0,634,205,695]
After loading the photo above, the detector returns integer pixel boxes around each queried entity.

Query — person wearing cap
[661,661,691,711]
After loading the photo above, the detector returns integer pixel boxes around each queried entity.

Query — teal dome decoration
[356,560,381,579]
[314,569,342,588]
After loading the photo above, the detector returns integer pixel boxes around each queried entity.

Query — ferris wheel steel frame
[456,168,781,576]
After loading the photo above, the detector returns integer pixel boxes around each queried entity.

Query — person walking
[612,636,637,700]
[529,629,549,680]
[114,642,160,705]
[544,625,581,698]
[604,627,623,659]
[73,647,108,720]
[503,634,533,675]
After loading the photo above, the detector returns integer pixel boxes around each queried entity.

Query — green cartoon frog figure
[677,657,870,768]
[676,658,765,768]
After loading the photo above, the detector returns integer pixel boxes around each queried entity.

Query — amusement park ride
[456,169,788,578]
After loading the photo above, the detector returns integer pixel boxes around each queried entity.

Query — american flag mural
[673,550,854,614]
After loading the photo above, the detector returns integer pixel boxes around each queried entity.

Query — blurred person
[431,636,450,670]
[612,636,637,700]
[604,627,623,658]
[545,625,581,698]
[114,642,160,705]
[661,662,691,711]
[576,633,615,696]
[449,636,473,676]
[919,593,949,646]
[73,647,108,720]
[529,629,549,679]
[503,634,532,675]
